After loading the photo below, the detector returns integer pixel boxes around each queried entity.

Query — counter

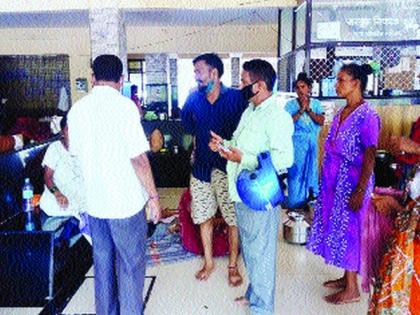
[142,119,192,187]
[318,99,419,149]
[316,100,419,172]
[0,136,92,309]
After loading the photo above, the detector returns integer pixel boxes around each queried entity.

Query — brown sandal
[228,265,243,287]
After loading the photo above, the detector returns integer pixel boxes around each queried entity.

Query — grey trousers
[88,209,147,315]
[235,202,280,315]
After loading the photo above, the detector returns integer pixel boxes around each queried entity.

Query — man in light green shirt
[210,59,293,315]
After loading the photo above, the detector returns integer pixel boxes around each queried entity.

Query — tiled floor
[0,228,369,315]
[0,189,369,314]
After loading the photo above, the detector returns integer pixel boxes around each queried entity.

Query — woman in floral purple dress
[307,63,380,304]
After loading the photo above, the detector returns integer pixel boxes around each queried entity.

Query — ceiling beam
[0,0,298,13]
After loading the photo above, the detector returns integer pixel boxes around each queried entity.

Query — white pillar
[145,54,169,113]
[230,53,242,88]
[89,6,128,77]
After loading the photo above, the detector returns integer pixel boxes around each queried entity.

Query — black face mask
[240,82,258,101]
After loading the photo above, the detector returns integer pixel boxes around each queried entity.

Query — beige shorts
[190,168,236,226]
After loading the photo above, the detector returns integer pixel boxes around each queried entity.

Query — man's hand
[388,136,419,156]
[219,147,242,163]
[209,130,223,152]
[147,198,161,224]
[54,191,69,209]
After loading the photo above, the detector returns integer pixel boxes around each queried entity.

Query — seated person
[178,188,230,257]
[367,136,419,315]
[390,117,420,188]
[39,115,89,246]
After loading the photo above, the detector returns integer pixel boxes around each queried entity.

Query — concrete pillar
[145,53,169,114]
[89,6,128,77]
[230,53,241,88]
[168,54,179,118]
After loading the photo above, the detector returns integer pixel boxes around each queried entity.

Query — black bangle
[49,185,59,194]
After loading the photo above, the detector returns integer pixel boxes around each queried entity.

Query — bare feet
[323,277,346,289]
[195,264,215,281]
[228,265,243,287]
[323,289,360,305]
[234,296,249,306]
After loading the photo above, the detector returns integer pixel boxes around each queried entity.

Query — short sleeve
[124,104,150,158]
[42,143,59,170]
[312,99,325,115]
[360,110,380,149]
[284,99,297,115]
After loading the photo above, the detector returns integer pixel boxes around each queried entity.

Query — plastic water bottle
[22,178,35,231]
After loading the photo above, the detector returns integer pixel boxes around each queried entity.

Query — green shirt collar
[250,93,275,111]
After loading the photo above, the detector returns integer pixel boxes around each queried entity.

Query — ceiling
[0,8,280,28]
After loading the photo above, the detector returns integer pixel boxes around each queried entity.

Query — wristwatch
[49,185,59,194]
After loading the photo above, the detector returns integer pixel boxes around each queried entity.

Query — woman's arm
[306,109,325,126]
[390,136,420,155]
[349,146,377,211]
[291,110,304,122]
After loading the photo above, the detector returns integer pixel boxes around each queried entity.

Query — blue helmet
[236,151,284,211]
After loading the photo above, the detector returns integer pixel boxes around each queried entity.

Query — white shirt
[67,86,150,219]
[40,141,86,217]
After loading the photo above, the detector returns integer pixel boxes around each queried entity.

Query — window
[128,59,146,100]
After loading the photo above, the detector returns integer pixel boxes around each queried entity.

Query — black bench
[0,139,92,309]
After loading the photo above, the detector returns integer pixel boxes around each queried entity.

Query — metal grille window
[308,44,419,96]
[278,0,420,95]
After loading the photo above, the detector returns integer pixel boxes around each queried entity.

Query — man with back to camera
[67,54,161,315]
[210,59,294,314]
[181,53,247,286]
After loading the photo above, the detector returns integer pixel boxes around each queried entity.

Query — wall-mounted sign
[75,78,88,93]
[316,22,341,40]
[335,47,373,57]
[311,48,327,59]
[312,2,420,43]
